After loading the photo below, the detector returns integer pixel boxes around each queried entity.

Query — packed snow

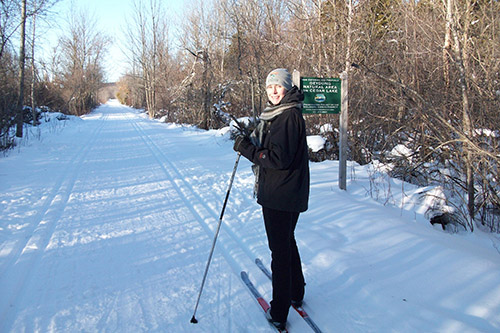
[1,100,499,332]
[306,136,326,153]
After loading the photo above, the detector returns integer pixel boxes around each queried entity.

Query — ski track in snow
[0,111,111,329]
[129,111,259,269]
[0,103,291,333]
[0,100,499,333]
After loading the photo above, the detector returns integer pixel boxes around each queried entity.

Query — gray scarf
[259,102,302,121]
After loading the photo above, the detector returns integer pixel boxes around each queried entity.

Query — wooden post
[292,70,301,88]
[339,71,348,190]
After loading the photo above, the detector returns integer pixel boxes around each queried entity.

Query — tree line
[1,0,108,146]
[117,0,499,233]
[1,0,499,232]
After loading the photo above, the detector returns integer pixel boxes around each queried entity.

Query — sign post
[339,71,348,190]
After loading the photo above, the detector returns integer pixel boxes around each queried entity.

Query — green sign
[301,77,341,114]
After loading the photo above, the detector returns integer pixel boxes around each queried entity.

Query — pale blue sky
[43,0,187,82]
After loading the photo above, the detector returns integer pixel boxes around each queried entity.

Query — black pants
[263,207,305,323]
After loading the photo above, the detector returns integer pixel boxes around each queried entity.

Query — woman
[234,68,310,330]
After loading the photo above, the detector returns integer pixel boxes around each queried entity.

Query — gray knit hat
[265,68,293,91]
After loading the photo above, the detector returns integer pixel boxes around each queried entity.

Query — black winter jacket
[238,88,310,212]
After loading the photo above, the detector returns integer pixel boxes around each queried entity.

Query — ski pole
[190,152,242,324]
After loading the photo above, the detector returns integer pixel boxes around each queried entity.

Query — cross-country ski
[241,271,289,333]
[255,258,323,333]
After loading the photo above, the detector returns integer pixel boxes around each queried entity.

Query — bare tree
[28,0,61,124]
[0,1,19,149]
[449,0,474,228]
[177,0,217,128]
[13,0,60,137]
[15,0,27,138]
[124,0,170,118]
[0,0,19,61]
[30,0,37,125]
[57,7,109,116]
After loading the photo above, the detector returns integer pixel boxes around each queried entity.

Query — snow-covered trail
[0,102,284,332]
[1,100,499,332]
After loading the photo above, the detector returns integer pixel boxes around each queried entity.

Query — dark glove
[233,122,248,137]
[233,134,251,152]
[231,115,252,137]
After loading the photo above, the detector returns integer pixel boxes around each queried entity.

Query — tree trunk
[16,0,27,138]
[201,51,211,130]
[31,2,37,125]
[450,0,475,229]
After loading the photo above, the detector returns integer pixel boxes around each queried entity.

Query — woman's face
[266,84,287,105]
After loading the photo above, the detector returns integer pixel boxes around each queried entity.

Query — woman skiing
[234,68,310,330]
